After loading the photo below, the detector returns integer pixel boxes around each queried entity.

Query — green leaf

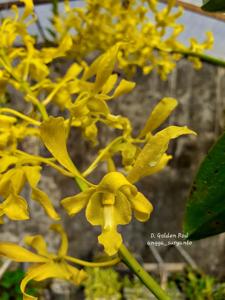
[51,0,59,15]
[184,132,225,240]
[202,0,225,12]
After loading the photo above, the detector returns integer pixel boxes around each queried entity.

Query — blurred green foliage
[1,266,223,299]
[123,276,154,299]
[83,266,225,299]
[83,267,122,299]
[169,267,225,300]
[0,268,37,300]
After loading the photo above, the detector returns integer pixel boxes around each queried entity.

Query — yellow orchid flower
[82,43,122,91]
[0,161,60,221]
[122,97,196,182]
[39,117,80,176]
[83,97,195,178]
[97,98,185,170]
[127,125,196,183]
[61,172,153,256]
[0,124,38,151]
[0,224,87,300]
[15,36,50,82]
[80,97,195,177]
[39,115,128,179]
[39,116,91,190]
[65,45,135,143]
[30,45,135,145]
[0,0,34,51]
[80,43,135,98]
[188,32,214,69]
[40,34,73,63]
[41,62,82,109]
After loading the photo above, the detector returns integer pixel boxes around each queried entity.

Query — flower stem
[155,45,225,68]
[0,108,41,126]
[65,255,121,268]
[119,244,171,300]
[171,49,225,68]
[82,136,123,177]
[75,176,91,191]
[35,101,49,121]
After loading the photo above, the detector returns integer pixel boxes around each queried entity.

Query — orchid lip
[103,205,114,230]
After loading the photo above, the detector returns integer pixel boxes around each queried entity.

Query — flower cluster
[52,0,213,79]
[0,0,203,299]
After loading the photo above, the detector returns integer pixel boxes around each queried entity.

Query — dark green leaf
[184,132,225,240]
[51,0,59,15]
[202,0,225,12]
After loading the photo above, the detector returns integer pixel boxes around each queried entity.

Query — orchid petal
[40,117,78,175]
[50,224,68,257]
[139,97,178,137]
[24,235,48,257]
[98,172,134,193]
[1,192,29,220]
[130,192,153,222]
[0,155,18,173]
[112,79,136,99]
[0,242,47,262]
[20,0,34,20]
[94,44,120,90]
[61,188,94,216]
[20,262,74,300]
[85,193,103,226]
[98,229,122,256]
[128,126,196,183]
[128,154,172,183]
[23,166,41,188]
[31,187,60,220]
[101,74,118,94]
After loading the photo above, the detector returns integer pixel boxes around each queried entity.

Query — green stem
[0,108,40,126]
[35,101,49,121]
[155,45,225,68]
[119,244,171,300]
[65,255,121,268]
[82,136,122,177]
[75,176,90,192]
[172,49,225,68]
